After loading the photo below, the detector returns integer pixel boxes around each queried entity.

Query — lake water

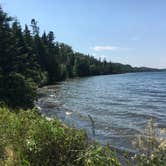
[37,71,166,152]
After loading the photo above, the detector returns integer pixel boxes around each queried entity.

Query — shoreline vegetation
[0,5,166,165]
[0,107,121,166]
[0,107,165,165]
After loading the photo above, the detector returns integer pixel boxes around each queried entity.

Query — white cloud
[92,46,120,52]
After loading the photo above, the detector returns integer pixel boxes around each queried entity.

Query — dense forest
[0,6,159,109]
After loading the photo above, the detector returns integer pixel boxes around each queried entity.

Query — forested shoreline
[0,6,166,166]
[0,6,160,109]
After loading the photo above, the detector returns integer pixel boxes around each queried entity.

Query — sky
[1,0,166,68]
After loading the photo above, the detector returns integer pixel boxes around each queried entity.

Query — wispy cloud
[92,46,120,52]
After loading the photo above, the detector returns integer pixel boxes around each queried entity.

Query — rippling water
[37,71,166,152]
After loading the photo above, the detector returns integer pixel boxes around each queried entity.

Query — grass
[132,119,166,166]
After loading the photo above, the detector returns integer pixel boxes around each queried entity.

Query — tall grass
[132,119,166,166]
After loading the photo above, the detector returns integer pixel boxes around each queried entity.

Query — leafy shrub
[0,107,121,166]
[0,73,37,109]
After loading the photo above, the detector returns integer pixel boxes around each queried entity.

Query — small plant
[132,119,166,166]
[76,144,121,166]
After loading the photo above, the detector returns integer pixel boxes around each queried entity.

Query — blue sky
[1,0,166,68]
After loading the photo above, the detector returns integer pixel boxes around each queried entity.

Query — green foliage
[77,145,121,166]
[0,107,121,166]
[132,119,166,166]
[0,72,37,109]
[74,54,90,77]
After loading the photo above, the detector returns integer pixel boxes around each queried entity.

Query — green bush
[0,73,37,109]
[0,107,121,166]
